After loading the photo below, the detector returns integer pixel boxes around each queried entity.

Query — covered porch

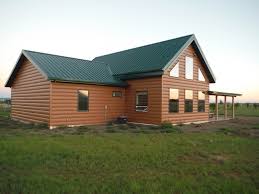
[205,91,242,121]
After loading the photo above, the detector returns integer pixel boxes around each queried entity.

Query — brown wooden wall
[11,59,50,123]
[10,44,212,127]
[162,44,210,123]
[49,82,125,127]
[125,77,162,125]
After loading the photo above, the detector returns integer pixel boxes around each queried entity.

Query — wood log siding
[11,59,50,123]
[49,82,125,126]
[125,77,162,125]
[162,44,210,123]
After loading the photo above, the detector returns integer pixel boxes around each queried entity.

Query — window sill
[135,110,148,112]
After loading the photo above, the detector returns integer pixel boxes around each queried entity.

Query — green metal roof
[94,35,192,75]
[94,34,215,82]
[5,34,216,87]
[5,50,127,87]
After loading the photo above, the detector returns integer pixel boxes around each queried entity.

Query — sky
[0,0,258,102]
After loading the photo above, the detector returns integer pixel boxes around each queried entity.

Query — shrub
[161,121,182,133]
[105,128,117,133]
[77,125,90,133]
[161,121,173,129]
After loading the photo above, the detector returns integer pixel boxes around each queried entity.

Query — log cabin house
[5,34,241,128]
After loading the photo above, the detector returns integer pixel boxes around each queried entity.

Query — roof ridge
[23,49,92,63]
[94,34,194,59]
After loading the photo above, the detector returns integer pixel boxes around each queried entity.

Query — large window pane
[136,91,148,112]
[185,57,193,79]
[185,90,193,112]
[198,91,205,100]
[169,88,179,113]
[198,91,205,112]
[198,100,205,112]
[169,62,179,77]
[185,100,193,112]
[198,68,205,81]
[185,90,193,99]
[78,90,89,111]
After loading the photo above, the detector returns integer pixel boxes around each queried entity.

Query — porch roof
[205,91,242,97]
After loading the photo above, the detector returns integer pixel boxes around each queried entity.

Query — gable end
[163,35,216,83]
[5,51,48,87]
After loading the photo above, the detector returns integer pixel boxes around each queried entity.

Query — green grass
[0,103,10,117]
[0,115,259,193]
[210,103,259,117]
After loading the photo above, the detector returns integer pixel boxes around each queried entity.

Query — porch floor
[209,115,233,122]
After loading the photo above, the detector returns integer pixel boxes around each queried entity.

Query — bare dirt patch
[178,116,259,137]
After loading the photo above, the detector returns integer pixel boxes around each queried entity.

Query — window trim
[135,91,148,112]
[78,90,89,112]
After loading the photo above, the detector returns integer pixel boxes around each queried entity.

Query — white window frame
[136,91,148,112]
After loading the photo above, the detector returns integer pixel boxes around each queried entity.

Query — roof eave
[5,51,24,87]
[115,70,164,80]
[49,78,128,87]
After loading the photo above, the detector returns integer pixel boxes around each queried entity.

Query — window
[198,91,205,112]
[185,90,193,112]
[112,91,122,97]
[185,56,193,79]
[170,62,179,77]
[136,91,148,112]
[78,90,89,111]
[198,68,205,81]
[169,89,179,112]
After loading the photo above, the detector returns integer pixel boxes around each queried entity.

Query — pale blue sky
[0,0,258,102]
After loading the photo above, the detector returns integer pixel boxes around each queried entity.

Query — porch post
[215,95,218,120]
[232,96,235,119]
[224,96,227,119]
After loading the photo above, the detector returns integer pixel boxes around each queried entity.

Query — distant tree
[219,100,223,104]
[246,103,250,108]
[253,103,257,109]
[210,103,215,111]
[235,103,240,108]
[4,99,11,105]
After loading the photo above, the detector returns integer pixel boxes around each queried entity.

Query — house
[5,34,241,128]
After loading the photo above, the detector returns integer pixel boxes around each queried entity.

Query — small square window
[112,91,122,97]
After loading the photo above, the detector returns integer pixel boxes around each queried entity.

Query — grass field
[0,112,259,193]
